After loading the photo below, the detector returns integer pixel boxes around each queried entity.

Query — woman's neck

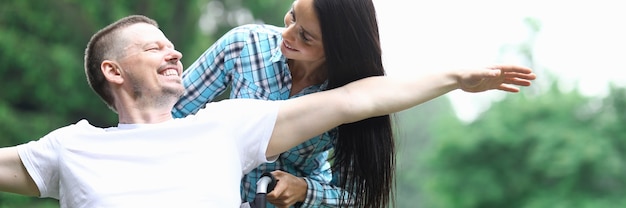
[287,59,327,95]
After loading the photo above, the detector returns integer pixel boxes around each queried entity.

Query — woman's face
[281,0,325,63]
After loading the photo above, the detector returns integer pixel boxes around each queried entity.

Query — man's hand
[459,65,536,93]
[266,170,307,208]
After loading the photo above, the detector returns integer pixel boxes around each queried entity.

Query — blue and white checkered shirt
[172,24,348,207]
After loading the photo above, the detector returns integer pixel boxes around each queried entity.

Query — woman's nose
[282,24,296,42]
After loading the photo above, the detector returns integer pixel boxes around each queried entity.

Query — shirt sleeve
[233,99,280,173]
[16,132,61,199]
[286,130,352,207]
[196,98,280,174]
[299,177,354,208]
[172,28,246,118]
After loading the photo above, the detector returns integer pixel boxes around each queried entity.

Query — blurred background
[1,0,624,207]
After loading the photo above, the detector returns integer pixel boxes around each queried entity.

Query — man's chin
[163,87,185,98]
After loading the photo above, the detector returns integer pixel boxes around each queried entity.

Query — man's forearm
[268,72,459,157]
[270,66,534,157]
[341,72,459,121]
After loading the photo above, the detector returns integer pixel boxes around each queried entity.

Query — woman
[173,0,394,207]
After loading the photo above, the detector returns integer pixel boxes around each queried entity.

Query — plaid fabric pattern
[172,24,349,207]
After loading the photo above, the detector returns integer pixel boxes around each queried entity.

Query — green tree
[393,96,457,208]
[419,82,626,208]
[0,0,206,128]
[411,16,626,207]
[195,0,290,37]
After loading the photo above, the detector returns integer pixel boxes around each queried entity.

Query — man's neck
[117,109,174,124]
[116,102,176,124]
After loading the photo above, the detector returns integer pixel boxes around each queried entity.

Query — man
[0,15,535,207]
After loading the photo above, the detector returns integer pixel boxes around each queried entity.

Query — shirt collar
[269,45,285,63]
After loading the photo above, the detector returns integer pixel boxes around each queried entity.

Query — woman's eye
[298,29,309,42]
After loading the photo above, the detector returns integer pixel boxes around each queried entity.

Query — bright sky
[373,0,626,122]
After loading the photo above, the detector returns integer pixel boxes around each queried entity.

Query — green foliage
[0,192,58,208]
[199,0,289,35]
[419,84,626,208]
[393,96,456,208]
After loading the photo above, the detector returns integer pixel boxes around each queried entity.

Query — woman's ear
[101,60,123,84]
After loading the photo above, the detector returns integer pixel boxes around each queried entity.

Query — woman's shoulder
[226,24,284,39]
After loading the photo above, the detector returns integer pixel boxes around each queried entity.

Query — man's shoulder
[48,119,104,135]
[198,99,279,117]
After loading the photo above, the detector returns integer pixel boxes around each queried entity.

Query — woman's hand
[266,170,307,208]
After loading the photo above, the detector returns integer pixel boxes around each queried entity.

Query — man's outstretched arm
[0,147,40,196]
[267,65,536,156]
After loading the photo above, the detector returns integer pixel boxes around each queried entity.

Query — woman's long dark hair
[314,0,395,207]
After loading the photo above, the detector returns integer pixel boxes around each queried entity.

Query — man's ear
[101,60,123,84]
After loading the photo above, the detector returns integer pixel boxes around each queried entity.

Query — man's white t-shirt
[17,99,279,208]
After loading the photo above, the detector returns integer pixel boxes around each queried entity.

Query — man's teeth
[162,69,178,76]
